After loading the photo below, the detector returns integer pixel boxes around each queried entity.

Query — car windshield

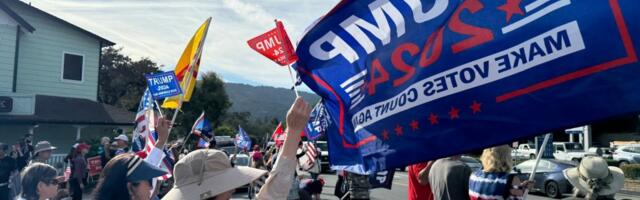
[565,143,584,151]
[623,146,640,153]
[234,157,249,166]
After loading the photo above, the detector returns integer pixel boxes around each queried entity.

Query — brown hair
[20,163,57,200]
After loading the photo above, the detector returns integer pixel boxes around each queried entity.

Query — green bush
[621,164,640,179]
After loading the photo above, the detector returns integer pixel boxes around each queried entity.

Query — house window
[62,53,83,81]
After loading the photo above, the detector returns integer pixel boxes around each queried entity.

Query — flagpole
[168,17,212,134]
[274,19,300,97]
[177,133,193,156]
[523,133,552,199]
[287,66,300,97]
[154,100,164,118]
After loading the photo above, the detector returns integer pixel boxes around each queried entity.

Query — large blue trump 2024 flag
[294,0,640,174]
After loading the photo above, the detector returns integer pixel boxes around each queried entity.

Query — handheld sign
[87,156,102,177]
[145,71,183,100]
[295,0,640,173]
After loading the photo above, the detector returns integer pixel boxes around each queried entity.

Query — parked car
[512,143,537,160]
[230,154,251,194]
[587,147,613,159]
[613,144,640,167]
[231,153,250,167]
[513,159,575,198]
[461,156,482,172]
[552,142,596,162]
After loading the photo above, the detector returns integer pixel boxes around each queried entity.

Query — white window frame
[60,51,85,83]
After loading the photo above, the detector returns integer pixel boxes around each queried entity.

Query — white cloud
[23,0,339,90]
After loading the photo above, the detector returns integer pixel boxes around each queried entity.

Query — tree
[98,47,161,111]
[214,126,235,137]
[172,72,232,139]
[221,112,251,128]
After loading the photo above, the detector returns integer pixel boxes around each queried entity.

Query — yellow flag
[162,17,212,109]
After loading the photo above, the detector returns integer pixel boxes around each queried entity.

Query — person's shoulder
[431,158,445,165]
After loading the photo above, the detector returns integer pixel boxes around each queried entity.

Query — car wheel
[530,154,536,159]
[545,181,561,198]
[619,160,629,167]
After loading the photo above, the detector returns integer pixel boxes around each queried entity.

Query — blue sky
[24,0,339,90]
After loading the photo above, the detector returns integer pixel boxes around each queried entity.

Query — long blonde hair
[480,145,513,173]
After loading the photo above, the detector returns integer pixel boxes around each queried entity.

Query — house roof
[0,95,134,126]
[0,0,35,32]
[1,0,115,46]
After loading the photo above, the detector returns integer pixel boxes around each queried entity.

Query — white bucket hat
[563,156,625,196]
[162,149,267,200]
[114,134,129,142]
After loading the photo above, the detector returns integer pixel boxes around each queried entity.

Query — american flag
[133,89,153,151]
[306,142,318,165]
[145,131,174,181]
[135,89,174,181]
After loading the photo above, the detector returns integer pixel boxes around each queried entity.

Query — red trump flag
[247,20,298,66]
[271,122,285,147]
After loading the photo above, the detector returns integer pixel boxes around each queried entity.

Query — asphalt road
[230,171,640,200]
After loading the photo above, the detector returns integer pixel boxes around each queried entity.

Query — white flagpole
[523,133,552,199]
[154,100,164,118]
[167,17,212,134]
[274,19,300,97]
[287,66,300,97]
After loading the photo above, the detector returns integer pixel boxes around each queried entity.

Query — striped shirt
[469,171,521,200]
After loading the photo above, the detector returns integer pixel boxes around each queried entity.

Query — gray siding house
[0,0,133,154]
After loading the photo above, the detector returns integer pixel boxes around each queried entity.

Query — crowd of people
[406,145,625,200]
[0,97,317,200]
[0,98,630,200]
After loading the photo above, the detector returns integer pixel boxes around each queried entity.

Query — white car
[230,154,250,167]
[587,147,613,159]
[613,144,640,167]
[552,142,596,162]
[512,144,537,160]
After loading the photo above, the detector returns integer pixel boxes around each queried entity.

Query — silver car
[613,144,640,167]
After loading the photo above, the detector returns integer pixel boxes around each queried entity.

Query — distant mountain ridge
[224,83,320,120]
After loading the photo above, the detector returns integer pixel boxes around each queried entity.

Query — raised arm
[257,97,312,200]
